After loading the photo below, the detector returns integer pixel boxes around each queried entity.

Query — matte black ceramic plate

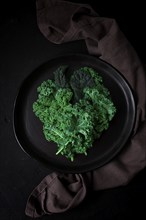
[13,54,135,173]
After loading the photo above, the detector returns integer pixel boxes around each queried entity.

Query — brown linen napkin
[25,173,88,217]
[25,0,146,217]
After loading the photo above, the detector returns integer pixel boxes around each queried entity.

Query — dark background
[0,0,146,219]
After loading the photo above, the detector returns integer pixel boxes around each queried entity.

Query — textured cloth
[25,0,146,217]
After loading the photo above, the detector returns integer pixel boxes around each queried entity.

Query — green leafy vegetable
[70,68,95,102]
[33,66,116,161]
[54,65,69,88]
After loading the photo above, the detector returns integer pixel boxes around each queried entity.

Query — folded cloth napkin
[25,0,146,217]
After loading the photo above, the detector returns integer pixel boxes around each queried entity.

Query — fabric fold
[25,173,87,217]
[25,0,146,217]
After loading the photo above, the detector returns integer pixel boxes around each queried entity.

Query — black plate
[13,54,135,173]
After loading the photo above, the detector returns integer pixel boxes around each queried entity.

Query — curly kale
[32,66,116,161]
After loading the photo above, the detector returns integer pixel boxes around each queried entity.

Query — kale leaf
[70,67,95,102]
[54,65,69,88]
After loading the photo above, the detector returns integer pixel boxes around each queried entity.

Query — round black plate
[13,54,135,173]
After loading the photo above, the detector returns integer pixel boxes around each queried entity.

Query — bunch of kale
[33,66,116,161]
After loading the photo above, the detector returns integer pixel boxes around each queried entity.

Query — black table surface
[0,1,146,219]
